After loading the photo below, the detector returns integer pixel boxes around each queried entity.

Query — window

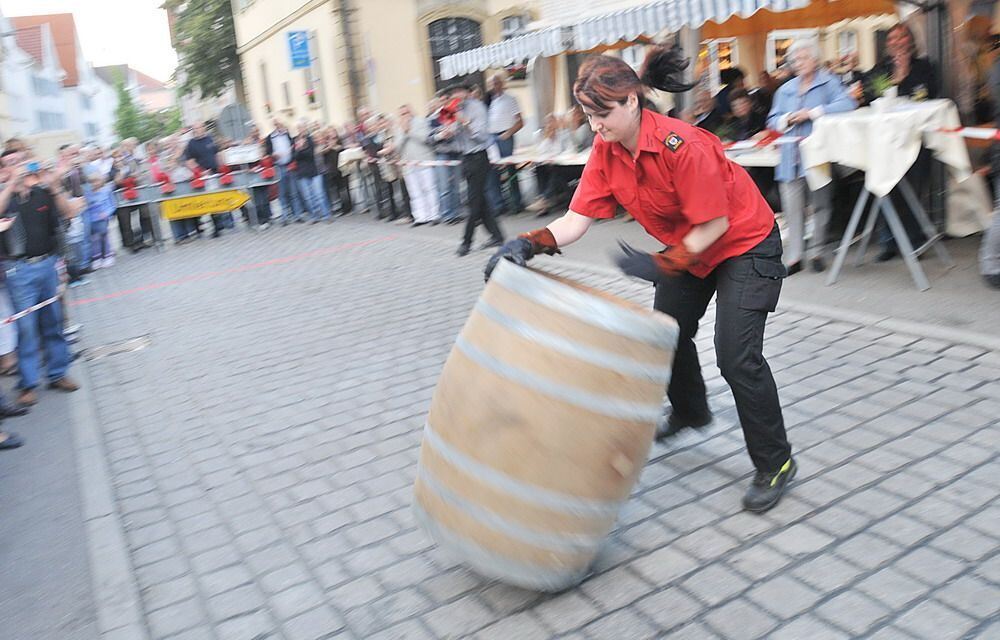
[85,122,99,138]
[838,30,858,57]
[260,61,272,113]
[282,81,291,107]
[501,15,528,40]
[80,93,93,110]
[698,38,738,93]
[767,29,819,72]
[38,111,65,130]
[304,67,318,107]
[427,17,484,91]
[500,15,531,81]
[33,76,57,96]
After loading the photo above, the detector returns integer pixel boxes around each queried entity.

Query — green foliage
[113,77,145,141]
[166,0,242,101]
[114,77,183,143]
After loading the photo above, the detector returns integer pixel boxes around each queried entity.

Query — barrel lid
[491,261,678,350]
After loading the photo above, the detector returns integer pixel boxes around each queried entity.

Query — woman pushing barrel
[485,47,795,513]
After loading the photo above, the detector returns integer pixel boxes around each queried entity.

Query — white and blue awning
[439,28,567,81]
[439,0,812,79]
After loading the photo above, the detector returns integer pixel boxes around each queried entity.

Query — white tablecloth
[800,99,971,198]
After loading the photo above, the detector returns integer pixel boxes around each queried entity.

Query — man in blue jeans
[0,160,80,406]
[485,75,523,215]
[428,91,464,224]
[265,119,305,224]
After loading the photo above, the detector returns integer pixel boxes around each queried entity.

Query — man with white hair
[767,38,855,274]
[486,74,523,214]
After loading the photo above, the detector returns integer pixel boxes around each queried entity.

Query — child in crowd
[84,173,116,268]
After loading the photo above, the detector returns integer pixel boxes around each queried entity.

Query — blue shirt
[767,70,856,182]
[84,184,117,223]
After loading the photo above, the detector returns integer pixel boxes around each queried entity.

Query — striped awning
[439,28,567,80]
[439,0,812,79]
[574,0,811,50]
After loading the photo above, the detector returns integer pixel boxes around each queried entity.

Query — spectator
[768,38,856,274]
[429,91,464,225]
[525,114,570,216]
[721,88,767,142]
[292,120,332,223]
[486,75,524,215]
[183,123,229,237]
[243,126,274,228]
[83,173,116,268]
[686,89,725,134]
[319,127,351,216]
[871,23,937,262]
[446,82,505,256]
[0,159,81,406]
[266,119,305,225]
[715,67,746,117]
[113,137,155,251]
[566,104,596,152]
[395,104,440,226]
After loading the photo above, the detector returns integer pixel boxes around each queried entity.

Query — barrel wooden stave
[414,262,678,591]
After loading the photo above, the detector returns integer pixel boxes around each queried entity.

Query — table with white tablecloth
[799,99,972,290]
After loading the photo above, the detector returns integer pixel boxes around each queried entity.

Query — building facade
[10,13,119,145]
[233,0,541,132]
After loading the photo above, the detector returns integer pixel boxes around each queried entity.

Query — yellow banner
[160,190,250,220]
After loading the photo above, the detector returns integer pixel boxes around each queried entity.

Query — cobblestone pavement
[66,217,999,640]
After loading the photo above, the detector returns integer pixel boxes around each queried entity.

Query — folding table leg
[881,196,931,291]
[897,178,954,268]
[854,195,881,267]
[826,188,871,286]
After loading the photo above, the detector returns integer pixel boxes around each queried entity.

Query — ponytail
[639,44,695,94]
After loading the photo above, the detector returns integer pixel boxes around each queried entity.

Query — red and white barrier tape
[2,295,60,325]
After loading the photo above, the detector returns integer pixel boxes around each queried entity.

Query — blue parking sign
[288,31,311,69]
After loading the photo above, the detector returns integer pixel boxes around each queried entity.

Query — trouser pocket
[739,257,786,312]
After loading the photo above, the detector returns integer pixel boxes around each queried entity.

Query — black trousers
[653,223,791,473]
[461,150,504,247]
[251,186,272,224]
[117,206,154,249]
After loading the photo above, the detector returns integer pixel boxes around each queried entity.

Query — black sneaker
[655,410,713,441]
[456,244,471,257]
[742,458,797,513]
[479,238,503,251]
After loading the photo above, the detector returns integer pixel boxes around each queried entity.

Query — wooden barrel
[413,261,678,591]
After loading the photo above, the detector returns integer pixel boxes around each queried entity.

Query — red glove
[519,227,561,256]
[219,165,234,186]
[191,167,205,190]
[616,241,698,282]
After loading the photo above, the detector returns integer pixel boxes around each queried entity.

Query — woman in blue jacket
[767,39,856,273]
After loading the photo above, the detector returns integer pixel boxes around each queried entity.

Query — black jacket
[292,134,318,178]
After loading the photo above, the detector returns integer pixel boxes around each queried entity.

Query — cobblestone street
[18,217,1000,639]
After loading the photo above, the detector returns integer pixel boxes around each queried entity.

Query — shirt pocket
[638,185,680,216]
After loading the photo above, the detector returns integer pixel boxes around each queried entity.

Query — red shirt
[569,109,775,278]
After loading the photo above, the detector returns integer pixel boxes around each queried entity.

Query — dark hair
[719,67,745,85]
[573,44,693,115]
[728,88,751,105]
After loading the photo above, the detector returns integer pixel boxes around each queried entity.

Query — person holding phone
[0,159,80,407]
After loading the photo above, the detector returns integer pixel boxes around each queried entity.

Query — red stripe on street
[70,235,398,306]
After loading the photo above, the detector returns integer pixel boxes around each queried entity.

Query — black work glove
[614,241,697,283]
[484,238,534,281]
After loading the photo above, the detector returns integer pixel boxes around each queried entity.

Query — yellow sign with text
[160,190,250,220]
